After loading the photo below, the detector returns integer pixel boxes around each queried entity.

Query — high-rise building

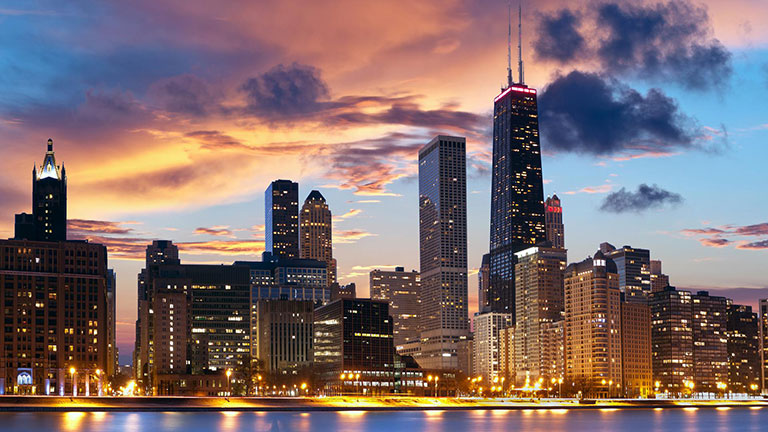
[726,303,760,393]
[370,267,421,347]
[544,195,564,249]
[759,299,768,394]
[265,180,299,260]
[488,51,546,319]
[512,245,566,386]
[106,269,117,377]
[33,139,67,241]
[255,299,314,372]
[691,291,728,393]
[478,254,491,312]
[300,190,336,285]
[314,299,395,395]
[540,320,564,386]
[650,286,694,395]
[564,252,622,398]
[418,135,468,370]
[473,312,512,383]
[600,243,651,303]
[650,260,670,293]
[236,256,329,305]
[620,300,652,397]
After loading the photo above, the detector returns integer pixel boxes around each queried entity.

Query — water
[0,408,765,431]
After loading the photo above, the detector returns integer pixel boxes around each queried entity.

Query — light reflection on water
[0,408,765,432]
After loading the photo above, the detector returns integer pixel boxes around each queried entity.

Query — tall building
[265,180,299,260]
[540,321,564,386]
[620,300,652,397]
[650,286,694,395]
[564,252,622,398]
[106,269,118,377]
[726,303,760,393]
[600,243,651,303]
[473,312,512,383]
[759,299,768,393]
[650,260,670,293]
[691,291,728,393]
[488,43,546,318]
[478,254,490,312]
[314,299,395,394]
[330,282,356,301]
[512,245,566,386]
[370,267,421,347]
[300,190,336,285]
[33,139,67,241]
[544,195,564,249]
[418,135,468,370]
[255,300,314,372]
[236,256,329,304]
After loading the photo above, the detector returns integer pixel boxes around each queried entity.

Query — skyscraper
[650,260,670,293]
[760,299,768,393]
[473,312,512,383]
[265,180,299,260]
[564,251,622,398]
[621,300,652,397]
[478,254,491,312]
[418,135,468,370]
[300,190,336,284]
[726,303,760,393]
[512,245,566,386]
[600,243,651,303]
[488,16,546,318]
[691,291,728,393]
[255,299,314,373]
[370,267,421,347]
[650,286,694,395]
[544,195,564,249]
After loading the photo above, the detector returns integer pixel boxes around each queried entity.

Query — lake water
[1,407,765,431]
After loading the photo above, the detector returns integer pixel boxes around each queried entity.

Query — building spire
[518,2,524,85]
[507,2,513,87]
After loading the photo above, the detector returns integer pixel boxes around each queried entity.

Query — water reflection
[0,407,765,432]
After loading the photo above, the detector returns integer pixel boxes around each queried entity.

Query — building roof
[306,190,325,202]
[36,139,63,180]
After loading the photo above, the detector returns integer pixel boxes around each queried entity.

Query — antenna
[518,2,524,85]
[507,2,513,87]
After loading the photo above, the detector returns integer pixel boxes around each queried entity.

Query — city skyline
[0,0,767,364]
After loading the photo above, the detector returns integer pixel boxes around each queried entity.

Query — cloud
[68,219,136,235]
[148,74,220,116]
[737,240,768,250]
[194,226,233,237]
[185,130,249,151]
[600,183,683,213]
[177,240,264,255]
[533,1,732,90]
[533,9,585,63]
[333,209,362,222]
[699,237,732,248]
[682,222,768,251]
[539,71,698,156]
[334,229,377,244]
[241,63,329,117]
[563,184,612,195]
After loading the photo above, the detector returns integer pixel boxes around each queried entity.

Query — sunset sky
[1,0,767,362]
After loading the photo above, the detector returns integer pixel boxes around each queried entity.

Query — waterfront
[1,407,766,431]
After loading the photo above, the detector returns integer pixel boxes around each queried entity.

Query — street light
[70,367,76,397]
[226,369,232,397]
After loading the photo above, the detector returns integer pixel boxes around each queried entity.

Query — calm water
[1,408,766,431]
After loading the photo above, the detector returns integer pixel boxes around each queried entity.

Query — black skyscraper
[487,16,545,319]
[265,179,299,259]
[15,139,67,241]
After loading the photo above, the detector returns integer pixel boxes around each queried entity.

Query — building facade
[691,291,728,393]
[512,246,566,386]
[299,190,336,285]
[478,254,490,312]
[265,180,299,260]
[564,252,622,398]
[760,299,768,394]
[418,135,468,370]
[726,303,760,393]
[650,286,694,395]
[650,260,670,293]
[255,299,314,372]
[473,312,512,383]
[370,267,421,347]
[600,243,651,303]
[22,139,67,242]
[620,301,652,397]
[544,195,564,249]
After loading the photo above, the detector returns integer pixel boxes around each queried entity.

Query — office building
[236,256,329,304]
[255,300,314,372]
[691,291,728,393]
[418,135,468,370]
[621,300,652,397]
[600,243,651,303]
[540,320,564,385]
[330,282,356,301]
[314,299,394,394]
[544,195,564,249]
[473,312,512,383]
[106,269,117,377]
[499,326,515,384]
[370,267,421,346]
[300,190,336,285]
[650,260,670,293]
[760,299,768,393]
[512,246,566,386]
[478,254,490,312]
[650,286,694,395]
[564,252,622,398]
[726,303,760,393]
[265,180,299,259]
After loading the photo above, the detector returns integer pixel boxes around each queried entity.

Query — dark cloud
[185,130,249,151]
[148,75,219,116]
[533,9,584,63]
[600,183,683,213]
[68,219,134,235]
[682,222,768,251]
[194,226,233,237]
[737,240,768,250]
[326,101,485,134]
[241,63,329,117]
[533,1,731,90]
[699,237,731,248]
[539,71,695,155]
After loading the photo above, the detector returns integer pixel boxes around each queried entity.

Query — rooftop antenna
[518,2,524,85]
[507,2,513,87]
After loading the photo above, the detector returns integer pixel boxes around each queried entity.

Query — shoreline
[0,396,766,412]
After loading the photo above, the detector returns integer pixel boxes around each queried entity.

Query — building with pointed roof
[15,139,67,241]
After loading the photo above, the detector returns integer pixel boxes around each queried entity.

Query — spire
[507,2,513,87]
[518,2,524,85]
[47,138,53,152]
[37,138,61,180]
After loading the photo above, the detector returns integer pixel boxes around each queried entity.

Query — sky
[1,0,767,364]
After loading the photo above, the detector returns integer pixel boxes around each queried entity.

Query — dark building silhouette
[255,299,314,373]
[691,291,728,393]
[478,253,490,312]
[650,286,694,395]
[330,282,356,301]
[545,195,564,249]
[488,74,545,319]
[265,180,299,260]
[726,303,760,393]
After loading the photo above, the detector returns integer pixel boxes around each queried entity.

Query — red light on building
[547,206,561,213]
[494,86,537,103]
